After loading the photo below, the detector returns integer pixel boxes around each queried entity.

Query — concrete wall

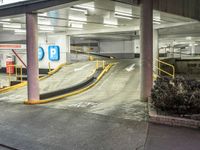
[99,40,134,58]
[38,34,69,69]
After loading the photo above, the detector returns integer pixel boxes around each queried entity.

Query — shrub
[151,76,200,115]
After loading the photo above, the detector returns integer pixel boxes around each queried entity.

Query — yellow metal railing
[7,64,23,86]
[154,58,175,79]
[96,60,106,69]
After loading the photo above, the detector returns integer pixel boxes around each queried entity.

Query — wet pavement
[0,102,147,150]
[1,59,200,150]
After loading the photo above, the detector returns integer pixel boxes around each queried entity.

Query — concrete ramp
[44,59,146,121]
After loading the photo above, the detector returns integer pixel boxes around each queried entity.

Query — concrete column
[153,30,159,75]
[66,35,71,62]
[140,0,153,101]
[26,13,39,102]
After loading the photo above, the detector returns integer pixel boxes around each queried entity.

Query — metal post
[140,0,153,101]
[26,13,40,102]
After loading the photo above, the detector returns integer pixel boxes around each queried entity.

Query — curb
[24,63,113,105]
[148,100,200,129]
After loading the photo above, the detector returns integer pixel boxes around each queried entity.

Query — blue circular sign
[38,47,45,61]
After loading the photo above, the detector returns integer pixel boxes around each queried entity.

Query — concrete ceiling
[0,0,198,45]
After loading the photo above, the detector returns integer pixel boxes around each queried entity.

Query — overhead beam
[0,0,90,17]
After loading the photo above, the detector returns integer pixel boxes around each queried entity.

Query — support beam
[140,0,153,101]
[26,13,40,102]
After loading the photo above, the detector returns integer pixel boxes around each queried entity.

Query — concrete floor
[0,73,15,88]
[39,61,96,93]
[1,59,200,150]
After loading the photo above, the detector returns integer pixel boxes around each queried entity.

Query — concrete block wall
[99,40,135,58]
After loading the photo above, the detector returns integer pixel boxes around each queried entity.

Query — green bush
[151,77,200,115]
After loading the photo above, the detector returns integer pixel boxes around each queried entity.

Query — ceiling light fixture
[115,12,132,17]
[104,24,118,28]
[186,36,192,40]
[68,20,87,25]
[74,2,95,11]
[39,26,54,31]
[15,29,26,33]
[114,13,132,20]
[153,21,161,24]
[3,23,21,28]
[70,6,88,14]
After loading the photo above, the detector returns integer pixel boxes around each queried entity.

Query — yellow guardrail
[0,63,66,93]
[7,64,23,85]
[96,60,106,69]
[154,58,175,79]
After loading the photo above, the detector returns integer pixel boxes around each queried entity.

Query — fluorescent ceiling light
[0,21,11,24]
[114,14,132,20]
[39,26,54,31]
[69,15,87,22]
[40,13,48,17]
[104,24,118,28]
[70,7,88,14]
[68,28,83,31]
[104,17,118,27]
[70,23,83,28]
[68,20,87,25]
[15,29,26,33]
[153,21,161,24]
[38,19,51,25]
[3,27,15,31]
[186,36,192,40]
[3,23,21,28]
[1,18,11,21]
[115,12,132,17]
[75,2,95,11]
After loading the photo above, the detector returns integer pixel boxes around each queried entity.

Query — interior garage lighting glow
[15,29,26,33]
[74,2,95,11]
[186,36,192,40]
[70,7,88,15]
[115,12,132,17]
[153,21,161,24]
[68,20,87,25]
[114,13,132,20]
[104,24,118,28]
[70,23,83,28]
[39,26,54,31]
[3,23,21,28]
[38,19,51,25]
[104,17,118,27]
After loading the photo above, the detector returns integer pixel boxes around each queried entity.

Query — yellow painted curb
[0,63,67,94]
[24,63,114,105]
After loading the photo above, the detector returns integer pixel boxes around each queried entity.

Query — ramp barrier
[154,58,175,79]
[0,63,66,93]
[7,64,23,85]
[24,61,114,105]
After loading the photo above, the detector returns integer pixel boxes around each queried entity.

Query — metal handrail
[96,60,106,69]
[154,58,175,79]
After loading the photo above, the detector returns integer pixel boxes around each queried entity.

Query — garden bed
[149,76,200,128]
